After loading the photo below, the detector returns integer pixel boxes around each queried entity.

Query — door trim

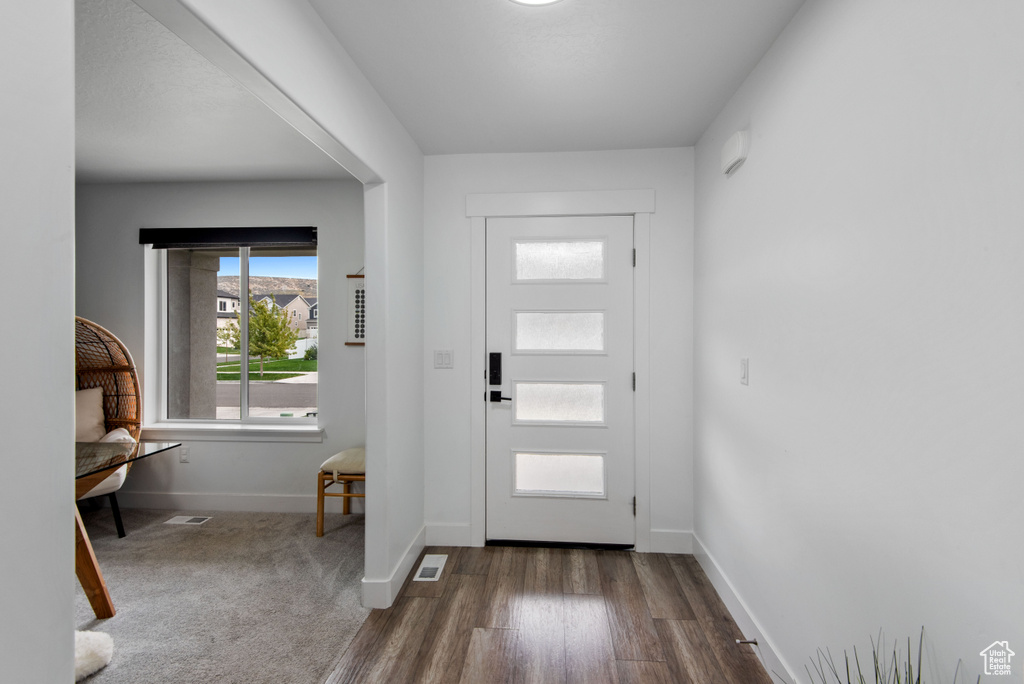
[468,190,654,550]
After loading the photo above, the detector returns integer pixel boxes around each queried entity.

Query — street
[217,381,316,408]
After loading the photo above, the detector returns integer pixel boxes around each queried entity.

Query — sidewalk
[273,372,318,384]
[219,372,318,384]
[216,406,317,419]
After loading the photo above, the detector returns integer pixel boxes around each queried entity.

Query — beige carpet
[75,507,368,684]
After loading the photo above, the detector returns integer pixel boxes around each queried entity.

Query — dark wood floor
[326,546,773,684]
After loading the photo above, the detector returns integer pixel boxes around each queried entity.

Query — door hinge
[632,372,636,391]
[633,496,637,516]
[632,248,636,267]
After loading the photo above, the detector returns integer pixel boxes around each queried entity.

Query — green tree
[246,294,299,377]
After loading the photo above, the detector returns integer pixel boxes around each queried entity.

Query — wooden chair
[317,447,365,536]
[75,317,142,538]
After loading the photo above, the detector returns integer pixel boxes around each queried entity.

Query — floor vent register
[164,516,212,525]
[413,554,448,582]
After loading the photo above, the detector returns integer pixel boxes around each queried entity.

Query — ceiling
[75,0,351,183]
[309,0,806,154]
[75,0,805,181]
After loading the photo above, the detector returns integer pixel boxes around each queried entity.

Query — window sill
[142,422,324,443]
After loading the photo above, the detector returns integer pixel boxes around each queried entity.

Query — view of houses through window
[167,246,318,421]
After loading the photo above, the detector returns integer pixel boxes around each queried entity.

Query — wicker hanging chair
[75,317,142,536]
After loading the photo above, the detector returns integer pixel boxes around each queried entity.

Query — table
[75,441,180,618]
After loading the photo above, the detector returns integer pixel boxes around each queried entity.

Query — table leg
[317,472,325,537]
[75,505,115,618]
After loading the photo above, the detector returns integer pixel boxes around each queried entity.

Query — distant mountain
[218,276,317,300]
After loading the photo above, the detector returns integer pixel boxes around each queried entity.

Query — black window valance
[139,226,317,249]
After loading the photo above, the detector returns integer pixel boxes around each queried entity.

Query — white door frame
[468,189,654,551]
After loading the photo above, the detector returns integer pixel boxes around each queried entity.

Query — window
[162,245,318,423]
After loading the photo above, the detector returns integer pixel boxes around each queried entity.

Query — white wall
[694,1,1024,680]
[125,0,425,607]
[423,149,694,549]
[0,2,75,681]
[76,180,365,510]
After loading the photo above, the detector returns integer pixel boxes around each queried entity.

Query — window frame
[142,247,322,443]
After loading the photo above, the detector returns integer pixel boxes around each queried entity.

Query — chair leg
[108,492,126,538]
[316,471,325,537]
[343,479,351,516]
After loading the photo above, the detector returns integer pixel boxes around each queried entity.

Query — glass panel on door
[513,382,605,423]
[514,240,605,281]
[514,452,606,497]
[514,311,605,352]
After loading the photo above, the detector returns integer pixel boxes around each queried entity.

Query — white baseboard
[361,525,425,609]
[692,534,796,684]
[649,529,694,554]
[115,491,357,513]
[425,522,473,547]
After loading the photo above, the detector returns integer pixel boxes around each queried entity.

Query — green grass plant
[801,629,978,684]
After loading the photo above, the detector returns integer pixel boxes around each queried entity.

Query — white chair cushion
[76,388,106,442]
[79,429,136,500]
[320,447,365,475]
[99,428,135,444]
[78,465,127,500]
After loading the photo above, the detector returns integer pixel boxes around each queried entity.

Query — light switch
[740,358,749,385]
[434,350,454,369]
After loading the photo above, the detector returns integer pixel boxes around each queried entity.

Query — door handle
[489,391,512,403]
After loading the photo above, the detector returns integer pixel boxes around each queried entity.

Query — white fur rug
[75,631,113,681]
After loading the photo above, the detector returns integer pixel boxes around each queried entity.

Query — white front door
[485,215,635,545]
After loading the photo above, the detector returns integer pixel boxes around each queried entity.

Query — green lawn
[217,346,240,354]
[216,359,317,372]
[216,357,315,381]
